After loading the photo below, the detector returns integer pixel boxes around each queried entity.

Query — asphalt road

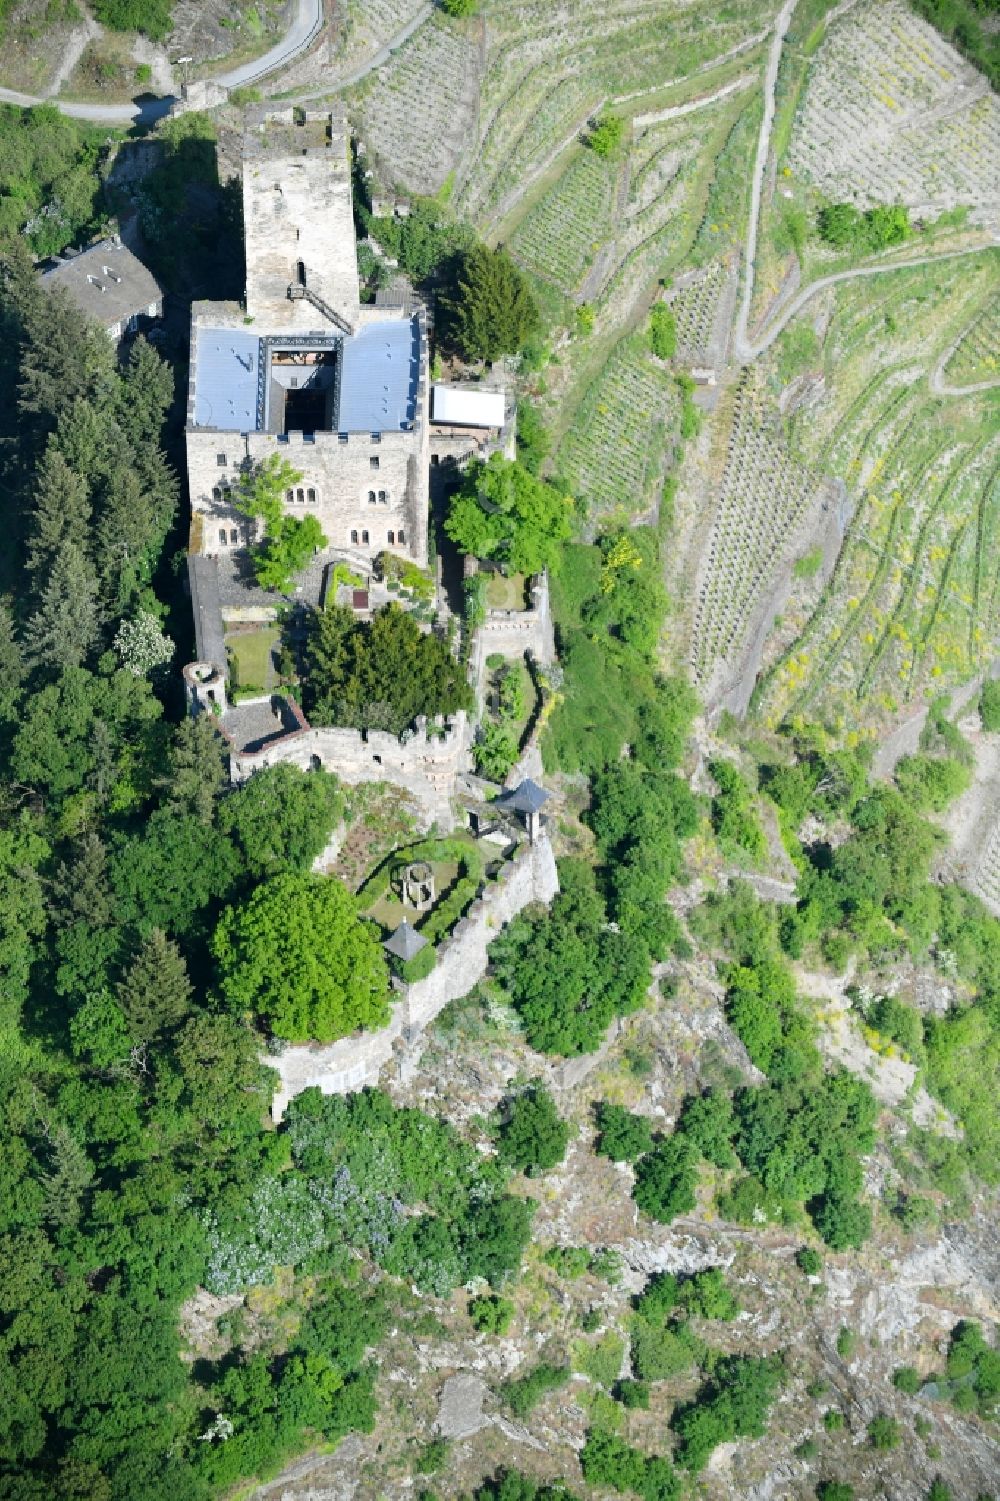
[0,0,322,123]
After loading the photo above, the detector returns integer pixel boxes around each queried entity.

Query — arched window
[377,489,387,504]
[212,486,221,501]
[350,529,359,544]
[307,487,316,503]
[218,528,227,546]
[296,488,305,504]
[398,528,405,544]
[361,529,369,545]
[286,489,294,503]
[387,530,395,545]
[367,490,376,504]
[230,528,239,545]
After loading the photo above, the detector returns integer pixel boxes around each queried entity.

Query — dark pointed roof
[383,920,427,961]
[499,778,550,814]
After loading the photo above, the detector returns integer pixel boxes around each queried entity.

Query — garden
[357,832,494,954]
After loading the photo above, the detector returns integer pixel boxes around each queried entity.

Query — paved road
[287,2,432,99]
[0,0,322,123]
[217,0,323,88]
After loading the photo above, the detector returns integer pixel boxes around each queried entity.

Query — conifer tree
[22,539,101,671]
[117,928,193,1042]
[26,445,92,596]
[119,335,173,447]
[0,603,24,720]
[447,243,540,363]
[156,716,229,825]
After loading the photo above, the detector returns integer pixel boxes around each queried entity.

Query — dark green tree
[21,541,101,671]
[495,1084,570,1176]
[218,762,343,879]
[155,715,229,824]
[117,929,193,1042]
[447,243,540,362]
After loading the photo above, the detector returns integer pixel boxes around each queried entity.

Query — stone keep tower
[243,109,360,333]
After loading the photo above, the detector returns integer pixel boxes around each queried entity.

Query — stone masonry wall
[187,423,427,568]
[229,712,472,829]
[264,832,559,1119]
[243,110,360,330]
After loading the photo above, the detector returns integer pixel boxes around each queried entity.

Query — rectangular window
[370,432,381,444]
[217,453,227,467]
[369,455,379,470]
[338,433,348,445]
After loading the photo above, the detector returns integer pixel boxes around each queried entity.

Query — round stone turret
[183,660,227,717]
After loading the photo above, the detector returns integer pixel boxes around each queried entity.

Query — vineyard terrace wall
[263,831,559,1120]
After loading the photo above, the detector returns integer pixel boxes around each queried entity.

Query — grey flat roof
[339,317,419,432]
[189,315,419,434]
[187,554,227,675]
[192,327,260,430]
[41,237,161,327]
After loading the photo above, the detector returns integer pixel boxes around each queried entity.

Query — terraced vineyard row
[556,336,678,525]
[668,259,733,363]
[945,294,1000,387]
[786,0,1000,209]
[457,0,775,224]
[691,366,825,685]
[351,16,481,194]
[509,149,615,293]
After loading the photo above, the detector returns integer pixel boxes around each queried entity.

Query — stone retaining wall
[264,832,558,1119]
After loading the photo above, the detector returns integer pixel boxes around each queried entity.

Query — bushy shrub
[495,1085,570,1176]
[633,1136,698,1223]
[503,1362,568,1416]
[469,1294,514,1335]
[594,1102,654,1162]
[796,1246,822,1276]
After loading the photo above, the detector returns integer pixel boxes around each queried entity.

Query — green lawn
[226,627,279,692]
[485,572,528,610]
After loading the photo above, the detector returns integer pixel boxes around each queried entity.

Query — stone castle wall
[187,419,428,571]
[228,710,472,828]
[264,832,559,1119]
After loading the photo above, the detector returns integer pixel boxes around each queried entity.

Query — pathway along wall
[263,831,559,1119]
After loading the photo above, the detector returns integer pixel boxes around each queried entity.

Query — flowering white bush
[114,611,174,676]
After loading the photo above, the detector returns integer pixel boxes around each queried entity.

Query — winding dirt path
[930,318,1000,397]
[740,242,999,363]
[732,0,798,362]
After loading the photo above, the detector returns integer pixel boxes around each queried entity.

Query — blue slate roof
[192,328,260,430]
[190,316,419,434]
[338,317,418,432]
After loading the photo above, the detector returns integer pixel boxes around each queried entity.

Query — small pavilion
[383,920,428,965]
[496,778,550,842]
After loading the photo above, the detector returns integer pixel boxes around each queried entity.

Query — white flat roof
[431,383,505,428]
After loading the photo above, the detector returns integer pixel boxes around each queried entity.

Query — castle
[185,108,430,572]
